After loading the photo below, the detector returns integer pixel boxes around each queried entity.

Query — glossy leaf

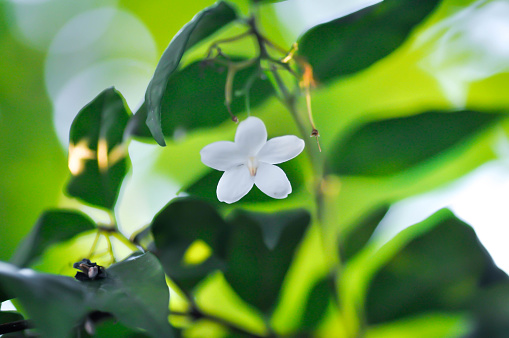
[0,261,87,337]
[83,253,175,337]
[10,209,96,267]
[151,198,229,293]
[365,210,507,324]
[145,1,238,146]
[67,87,130,210]
[225,209,310,313]
[328,110,504,176]
[131,60,272,140]
[340,206,389,262]
[298,0,441,83]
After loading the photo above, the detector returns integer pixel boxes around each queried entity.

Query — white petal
[200,141,244,171]
[235,116,267,156]
[254,162,292,199]
[257,135,305,164]
[217,165,254,203]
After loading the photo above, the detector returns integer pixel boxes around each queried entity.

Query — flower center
[247,156,258,176]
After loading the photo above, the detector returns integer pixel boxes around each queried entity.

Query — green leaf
[145,1,238,146]
[151,198,229,293]
[0,261,87,337]
[224,209,310,313]
[130,60,272,140]
[151,198,311,313]
[365,210,507,325]
[10,210,96,267]
[0,311,24,325]
[83,253,175,337]
[0,253,174,337]
[471,283,509,337]
[340,206,389,262]
[298,278,333,332]
[298,0,440,83]
[67,87,130,210]
[328,110,504,176]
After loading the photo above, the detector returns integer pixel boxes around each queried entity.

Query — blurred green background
[2,0,509,335]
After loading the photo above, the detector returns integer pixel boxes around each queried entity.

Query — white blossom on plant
[200,116,305,204]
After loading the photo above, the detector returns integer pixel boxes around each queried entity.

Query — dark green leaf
[0,262,87,337]
[225,209,310,313]
[10,209,96,267]
[0,311,24,325]
[131,59,272,140]
[151,199,311,313]
[151,198,229,293]
[340,206,389,262]
[0,288,10,302]
[328,110,503,176]
[145,1,238,146]
[299,278,333,332]
[83,253,175,337]
[79,317,151,337]
[298,0,440,83]
[365,209,507,324]
[471,283,509,338]
[0,311,26,336]
[67,87,130,210]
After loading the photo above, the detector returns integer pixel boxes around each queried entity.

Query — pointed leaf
[224,209,310,313]
[10,209,96,267]
[151,198,229,293]
[84,253,175,337]
[130,60,272,140]
[328,110,504,176]
[298,0,440,83]
[365,210,507,324]
[67,87,130,209]
[145,1,238,146]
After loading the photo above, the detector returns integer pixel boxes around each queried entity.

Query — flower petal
[217,165,254,203]
[254,162,292,199]
[235,117,267,156]
[200,141,244,171]
[257,135,305,164]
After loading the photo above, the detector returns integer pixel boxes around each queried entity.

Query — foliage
[1,0,509,337]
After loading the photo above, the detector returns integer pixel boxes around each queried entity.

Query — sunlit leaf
[365,210,507,324]
[130,60,272,140]
[225,209,310,313]
[145,1,238,146]
[67,87,130,210]
[151,198,229,293]
[328,110,504,176]
[82,253,175,337]
[298,0,440,83]
[10,210,96,268]
[340,206,389,262]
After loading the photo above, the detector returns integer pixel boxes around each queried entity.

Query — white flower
[200,117,305,204]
